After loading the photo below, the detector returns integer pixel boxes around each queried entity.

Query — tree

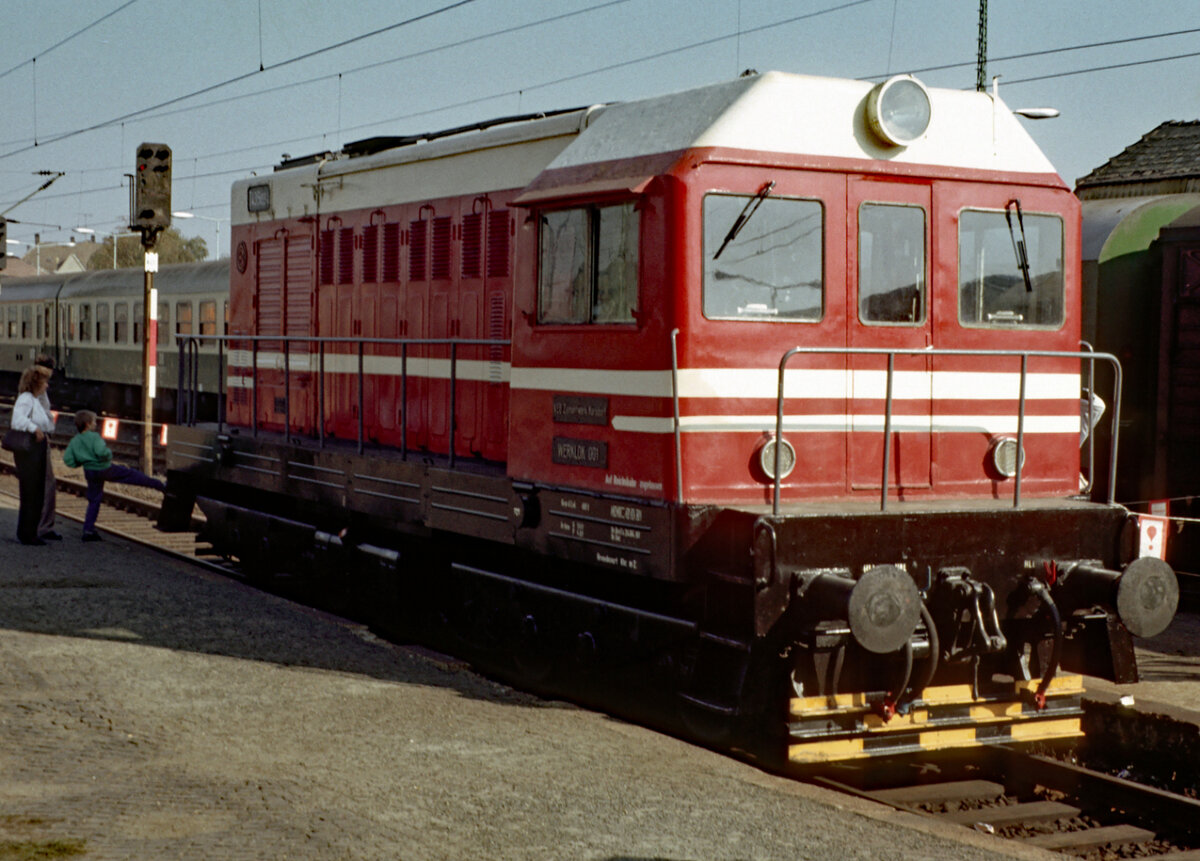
[86,227,209,269]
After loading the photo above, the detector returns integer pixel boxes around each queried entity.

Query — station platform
[0,491,1050,861]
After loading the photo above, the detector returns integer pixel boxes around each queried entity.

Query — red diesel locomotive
[164,71,1177,764]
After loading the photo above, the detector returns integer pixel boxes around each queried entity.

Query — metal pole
[217,335,225,433]
[140,241,158,474]
[357,341,364,454]
[881,352,895,513]
[1014,353,1028,508]
[401,343,408,461]
[449,342,458,470]
[318,341,325,449]
[670,329,683,503]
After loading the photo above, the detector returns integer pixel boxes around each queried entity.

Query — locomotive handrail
[772,346,1123,516]
[670,328,683,504]
[175,333,511,465]
[1079,340,1097,498]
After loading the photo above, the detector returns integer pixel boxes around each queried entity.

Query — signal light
[133,143,172,232]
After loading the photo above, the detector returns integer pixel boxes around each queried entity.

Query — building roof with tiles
[1076,121,1200,200]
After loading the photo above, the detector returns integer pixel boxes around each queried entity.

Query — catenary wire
[4,6,1200,223]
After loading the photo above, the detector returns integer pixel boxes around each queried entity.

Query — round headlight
[990,437,1026,478]
[865,75,931,147]
[759,437,797,480]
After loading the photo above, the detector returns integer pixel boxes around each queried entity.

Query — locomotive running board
[787,675,1084,764]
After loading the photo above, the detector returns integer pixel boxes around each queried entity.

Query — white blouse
[10,391,55,434]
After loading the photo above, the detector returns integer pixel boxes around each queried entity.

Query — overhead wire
[0,0,138,83]
[0,0,633,152]
[862,25,1200,82]
[0,0,485,161]
[5,4,1200,227]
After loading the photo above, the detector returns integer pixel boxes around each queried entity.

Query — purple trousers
[83,465,166,533]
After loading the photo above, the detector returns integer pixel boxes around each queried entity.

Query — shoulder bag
[1,428,34,453]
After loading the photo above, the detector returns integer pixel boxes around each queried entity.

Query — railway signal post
[132,143,172,474]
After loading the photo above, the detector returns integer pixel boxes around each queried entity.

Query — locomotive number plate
[552,436,607,468]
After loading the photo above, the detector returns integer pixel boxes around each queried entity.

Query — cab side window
[537,203,638,325]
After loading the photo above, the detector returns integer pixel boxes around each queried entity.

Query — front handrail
[176,333,511,465]
[772,346,1123,516]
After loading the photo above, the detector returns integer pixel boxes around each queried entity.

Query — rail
[766,346,1122,515]
[175,333,511,468]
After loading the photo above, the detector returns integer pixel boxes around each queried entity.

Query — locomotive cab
[500,72,1175,759]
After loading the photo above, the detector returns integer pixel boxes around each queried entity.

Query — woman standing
[11,365,55,545]
[34,355,60,540]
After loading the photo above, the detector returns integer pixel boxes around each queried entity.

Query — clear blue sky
[1,0,1197,261]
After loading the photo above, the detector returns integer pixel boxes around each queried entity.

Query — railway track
[5,453,1200,858]
[811,745,1200,858]
[0,454,205,560]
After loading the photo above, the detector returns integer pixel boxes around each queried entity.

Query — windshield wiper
[712,180,775,260]
[1005,199,1034,293]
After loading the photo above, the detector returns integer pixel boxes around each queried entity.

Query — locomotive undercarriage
[162,425,1178,765]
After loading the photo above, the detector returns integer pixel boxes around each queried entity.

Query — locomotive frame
[162,71,1178,765]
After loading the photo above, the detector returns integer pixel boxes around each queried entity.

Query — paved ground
[0,492,1059,861]
[1084,610,1200,723]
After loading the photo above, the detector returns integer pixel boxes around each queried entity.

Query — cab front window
[958,208,1064,328]
[703,193,823,322]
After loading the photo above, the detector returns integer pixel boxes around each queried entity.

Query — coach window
[858,203,925,325]
[703,194,824,321]
[199,299,217,342]
[96,303,110,343]
[959,209,1064,328]
[114,302,128,343]
[21,306,32,339]
[79,304,91,343]
[176,301,193,339]
[537,202,639,325]
[133,302,142,344]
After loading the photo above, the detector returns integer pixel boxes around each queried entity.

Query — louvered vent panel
[462,213,482,279]
[319,230,335,285]
[382,223,401,282]
[431,216,452,281]
[285,237,313,340]
[487,210,510,278]
[487,291,505,383]
[337,228,355,285]
[257,239,284,336]
[409,220,427,282]
[362,225,379,283]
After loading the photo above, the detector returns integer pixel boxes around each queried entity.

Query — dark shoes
[40,531,63,541]
[81,532,103,542]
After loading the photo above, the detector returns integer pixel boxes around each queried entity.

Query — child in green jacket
[62,410,165,541]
